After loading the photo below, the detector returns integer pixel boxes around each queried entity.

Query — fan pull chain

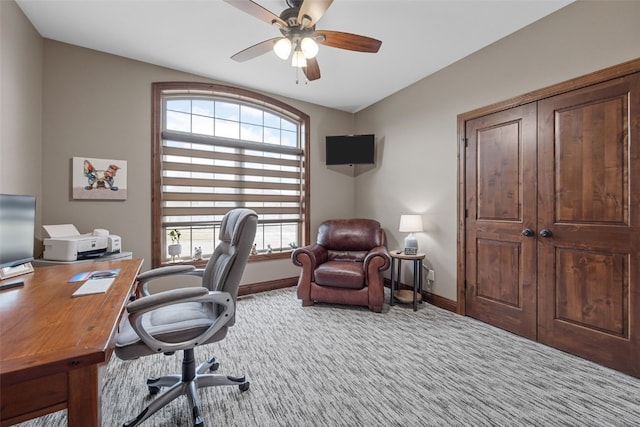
[294,67,308,85]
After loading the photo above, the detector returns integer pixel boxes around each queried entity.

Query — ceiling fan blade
[231,38,280,62]
[298,0,333,28]
[316,30,382,53]
[303,57,321,81]
[224,0,287,28]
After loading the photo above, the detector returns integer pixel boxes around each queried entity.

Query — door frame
[457,57,640,315]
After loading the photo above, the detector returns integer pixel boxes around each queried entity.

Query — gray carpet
[16,287,640,427]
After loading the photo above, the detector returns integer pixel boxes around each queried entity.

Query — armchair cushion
[315,261,365,289]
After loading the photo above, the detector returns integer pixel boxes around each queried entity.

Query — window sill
[160,250,292,268]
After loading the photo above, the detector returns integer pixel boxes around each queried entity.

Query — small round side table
[389,250,426,311]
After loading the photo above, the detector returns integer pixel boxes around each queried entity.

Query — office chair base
[124,350,249,427]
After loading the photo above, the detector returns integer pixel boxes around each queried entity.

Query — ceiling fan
[224,0,382,82]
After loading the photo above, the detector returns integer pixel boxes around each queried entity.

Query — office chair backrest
[202,209,257,305]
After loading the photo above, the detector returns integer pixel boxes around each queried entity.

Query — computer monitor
[0,194,36,283]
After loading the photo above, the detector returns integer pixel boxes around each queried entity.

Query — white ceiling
[16,0,572,113]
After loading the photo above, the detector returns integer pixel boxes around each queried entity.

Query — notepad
[72,278,114,297]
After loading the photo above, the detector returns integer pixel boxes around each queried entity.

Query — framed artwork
[72,157,128,200]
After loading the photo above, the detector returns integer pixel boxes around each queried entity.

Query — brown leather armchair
[292,218,391,312]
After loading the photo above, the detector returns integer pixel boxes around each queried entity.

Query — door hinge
[462,137,468,147]
[465,209,468,218]
[464,280,467,290]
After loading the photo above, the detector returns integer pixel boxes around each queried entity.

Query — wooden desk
[0,259,143,427]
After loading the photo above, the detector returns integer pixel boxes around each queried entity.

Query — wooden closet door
[537,73,640,376]
[464,103,538,339]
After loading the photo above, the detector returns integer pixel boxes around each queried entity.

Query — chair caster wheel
[148,385,161,395]
[239,382,250,392]
[193,409,204,427]
[205,357,219,371]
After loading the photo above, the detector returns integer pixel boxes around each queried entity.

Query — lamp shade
[399,215,423,233]
[399,214,423,254]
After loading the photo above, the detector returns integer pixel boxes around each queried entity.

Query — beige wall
[1,0,43,243]
[40,39,356,282]
[355,0,640,300]
[5,0,640,298]
[2,0,357,283]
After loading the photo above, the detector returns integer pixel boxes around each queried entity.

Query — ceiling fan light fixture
[225,0,382,82]
[291,49,307,68]
[300,37,319,59]
[273,38,292,60]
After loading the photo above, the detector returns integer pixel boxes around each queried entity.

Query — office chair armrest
[137,265,197,282]
[186,268,205,278]
[137,265,198,296]
[127,287,209,314]
[127,288,235,353]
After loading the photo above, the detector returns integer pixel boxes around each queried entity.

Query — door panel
[554,96,627,224]
[554,248,627,337]
[465,104,538,339]
[476,239,521,307]
[537,74,639,376]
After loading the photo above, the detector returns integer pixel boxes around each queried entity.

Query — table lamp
[399,214,423,255]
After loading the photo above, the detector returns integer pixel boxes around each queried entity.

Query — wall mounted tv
[325,134,375,165]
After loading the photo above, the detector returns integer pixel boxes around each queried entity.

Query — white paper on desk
[72,278,114,297]
[43,224,81,238]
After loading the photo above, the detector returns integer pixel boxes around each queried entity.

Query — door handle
[539,229,552,238]
[521,229,534,237]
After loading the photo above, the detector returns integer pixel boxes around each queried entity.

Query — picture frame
[72,157,128,200]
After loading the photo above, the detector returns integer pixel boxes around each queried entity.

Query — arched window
[151,82,310,267]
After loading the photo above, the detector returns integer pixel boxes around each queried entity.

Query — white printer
[43,224,121,261]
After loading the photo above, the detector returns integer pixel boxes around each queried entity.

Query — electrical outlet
[427,269,435,281]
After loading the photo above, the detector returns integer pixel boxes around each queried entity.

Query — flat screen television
[0,194,36,269]
[325,134,375,165]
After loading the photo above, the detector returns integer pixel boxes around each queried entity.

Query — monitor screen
[325,134,375,165]
[0,194,36,269]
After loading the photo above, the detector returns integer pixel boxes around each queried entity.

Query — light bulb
[273,38,292,60]
[291,50,307,68]
[300,37,319,59]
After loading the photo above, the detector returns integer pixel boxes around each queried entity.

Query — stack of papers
[72,278,114,297]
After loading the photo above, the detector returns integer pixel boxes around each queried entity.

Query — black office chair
[115,208,257,427]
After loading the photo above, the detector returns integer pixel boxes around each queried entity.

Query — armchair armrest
[127,287,234,353]
[364,245,391,272]
[292,244,328,270]
[292,244,327,303]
